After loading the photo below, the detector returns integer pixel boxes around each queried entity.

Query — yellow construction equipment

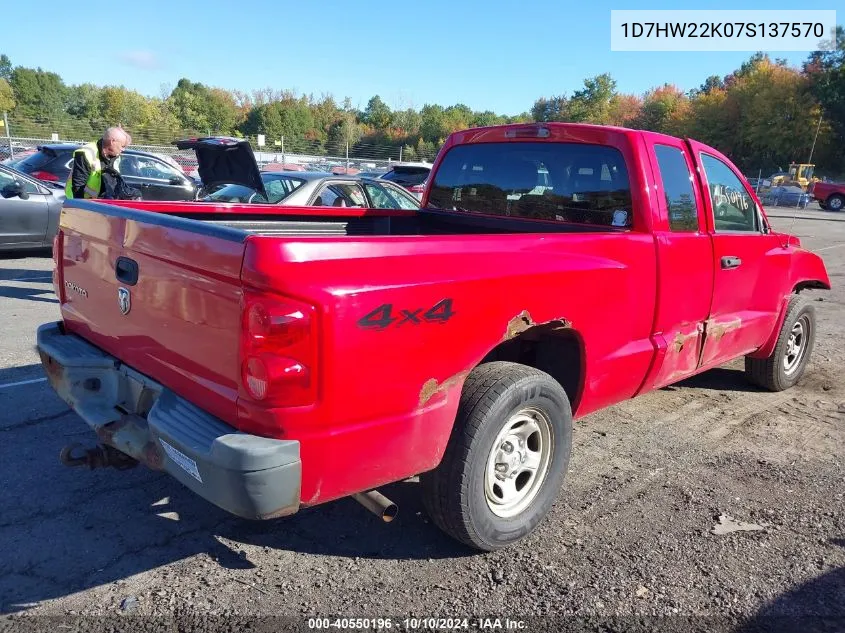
[773,163,818,190]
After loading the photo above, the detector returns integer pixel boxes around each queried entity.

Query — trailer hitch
[60,443,139,470]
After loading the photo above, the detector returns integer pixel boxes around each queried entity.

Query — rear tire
[420,361,572,551]
[826,194,844,212]
[745,295,816,391]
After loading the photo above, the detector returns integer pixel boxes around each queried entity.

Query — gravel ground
[0,205,842,633]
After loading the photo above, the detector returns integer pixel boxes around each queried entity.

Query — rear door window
[262,175,304,203]
[120,156,180,180]
[312,183,367,207]
[427,142,633,227]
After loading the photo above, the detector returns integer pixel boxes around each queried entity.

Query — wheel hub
[783,317,809,376]
[484,407,554,518]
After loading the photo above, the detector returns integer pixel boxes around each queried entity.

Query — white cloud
[118,50,162,70]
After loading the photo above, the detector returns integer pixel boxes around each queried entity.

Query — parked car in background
[331,166,360,175]
[759,185,810,209]
[261,162,307,172]
[808,180,845,211]
[1,148,37,168]
[175,136,421,209]
[0,163,64,251]
[12,144,198,201]
[203,171,420,209]
[379,161,432,199]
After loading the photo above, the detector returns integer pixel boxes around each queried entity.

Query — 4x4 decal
[357,299,455,330]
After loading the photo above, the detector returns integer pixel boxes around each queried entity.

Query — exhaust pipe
[352,490,398,523]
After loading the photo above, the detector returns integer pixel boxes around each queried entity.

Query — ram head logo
[117,287,131,315]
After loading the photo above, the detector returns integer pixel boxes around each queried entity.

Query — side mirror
[1,181,28,200]
[169,176,185,186]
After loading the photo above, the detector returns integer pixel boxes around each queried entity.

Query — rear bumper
[36,321,301,520]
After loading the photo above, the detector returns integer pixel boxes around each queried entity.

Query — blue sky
[2,0,835,115]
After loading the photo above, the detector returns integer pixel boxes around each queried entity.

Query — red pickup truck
[37,124,830,552]
[809,180,845,211]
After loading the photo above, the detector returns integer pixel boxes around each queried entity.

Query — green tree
[9,67,67,119]
[689,75,725,98]
[393,108,422,136]
[442,104,473,134]
[168,78,214,133]
[531,95,568,122]
[0,79,14,112]
[363,95,393,130]
[243,98,315,150]
[420,104,448,142]
[326,112,361,155]
[472,110,506,128]
[206,88,240,134]
[311,95,342,141]
[66,84,103,120]
[100,86,153,128]
[687,88,732,153]
[568,73,617,123]
[637,84,690,135]
[0,55,11,82]
[804,25,844,172]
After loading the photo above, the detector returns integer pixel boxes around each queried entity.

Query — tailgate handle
[115,257,139,286]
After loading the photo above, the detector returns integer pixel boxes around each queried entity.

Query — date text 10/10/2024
[308,617,527,630]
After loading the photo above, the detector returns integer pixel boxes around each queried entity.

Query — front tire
[420,362,572,551]
[745,295,816,391]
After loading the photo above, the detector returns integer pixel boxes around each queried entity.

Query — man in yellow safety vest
[65,127,131,199]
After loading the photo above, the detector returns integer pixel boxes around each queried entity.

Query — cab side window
[654,144,698,231]
[700,153,758,232]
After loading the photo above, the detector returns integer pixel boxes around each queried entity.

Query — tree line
[0,29,842,175]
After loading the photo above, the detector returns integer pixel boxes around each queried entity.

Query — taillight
[31,170,59,181]
[409,184,426,193]
[239,291,318,407]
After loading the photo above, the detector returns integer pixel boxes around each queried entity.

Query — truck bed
[97,199,625,237]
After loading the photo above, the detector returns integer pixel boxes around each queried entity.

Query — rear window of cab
[427,142,633,228]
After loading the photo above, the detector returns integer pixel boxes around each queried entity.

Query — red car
[809,180,845,211]
[37,122,829,551]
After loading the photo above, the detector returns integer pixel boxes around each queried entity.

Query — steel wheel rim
[783,315,810,376]
[831,198,843,211]
[484,407,554,518]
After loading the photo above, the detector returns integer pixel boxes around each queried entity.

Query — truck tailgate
[57,201,247,424]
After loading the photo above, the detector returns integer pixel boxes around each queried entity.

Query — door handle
[721,256,742,269]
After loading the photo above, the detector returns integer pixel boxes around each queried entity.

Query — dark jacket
[70,140,140,200]
[70,139,117,199]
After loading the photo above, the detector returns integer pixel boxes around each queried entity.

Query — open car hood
[173,137,267,200]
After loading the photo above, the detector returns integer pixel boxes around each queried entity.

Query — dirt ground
[0,206,842,633]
